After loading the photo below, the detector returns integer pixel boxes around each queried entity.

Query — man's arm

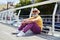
[27,17,40,23]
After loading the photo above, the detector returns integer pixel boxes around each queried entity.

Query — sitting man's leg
[16,23,27,33]
[18,23,27,31]
[16,22,41,37]
[22,22,41,34]
[30,22,41,34]
[12,23,27,34]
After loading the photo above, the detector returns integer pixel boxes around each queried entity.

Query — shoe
[12,30,20,35]
[16,31,25,37]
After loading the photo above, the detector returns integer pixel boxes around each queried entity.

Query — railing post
[29,8,33,18]
[9,11,13,23]
[5,11,7,23]
[1,11,6,23]
[17,10,21,22]
[0,13,3,22]
[52,2,58,36]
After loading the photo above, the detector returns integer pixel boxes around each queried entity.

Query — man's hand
[22,19,31,23]
[25,20,32,23]
[22,19,29,24]
[23,19,28,22]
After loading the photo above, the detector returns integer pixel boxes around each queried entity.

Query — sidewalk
[0,23,60,40]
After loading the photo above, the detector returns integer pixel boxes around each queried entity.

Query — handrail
[0,0,60,13]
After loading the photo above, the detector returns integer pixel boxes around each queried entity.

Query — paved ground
[0,23,60,40]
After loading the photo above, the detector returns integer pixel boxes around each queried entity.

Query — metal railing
[41,15,60,23]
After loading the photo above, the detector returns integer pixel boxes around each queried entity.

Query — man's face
[33,10,37,14]
[32,10,38,17]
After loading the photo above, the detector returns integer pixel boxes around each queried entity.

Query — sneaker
[12,30,20,35]
[16,31,25,37]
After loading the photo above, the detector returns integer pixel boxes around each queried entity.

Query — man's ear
[38,10,40,13]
